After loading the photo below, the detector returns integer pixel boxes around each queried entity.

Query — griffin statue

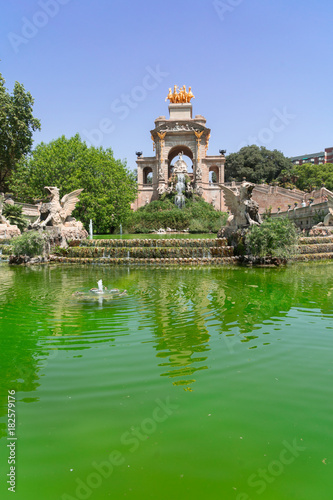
[221,181,262,229]
[31,187,83,228]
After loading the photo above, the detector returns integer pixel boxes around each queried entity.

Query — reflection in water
[135,273,224,388]
[0,262,333,410]
[1,262,333,499]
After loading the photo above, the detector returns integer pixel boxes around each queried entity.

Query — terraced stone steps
[79,238,228,248]
[50,237,235,265]
[296,236,333,261]
[2,235,333,265]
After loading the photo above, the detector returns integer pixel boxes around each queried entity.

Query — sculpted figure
[31,186,83,228]
[186,86,195,102]
[157,184,167,196]
[178,85,186,103]
[165,88,173,102]
[172,85,179,103]
[221,181,262,229]
[166,85,195,104]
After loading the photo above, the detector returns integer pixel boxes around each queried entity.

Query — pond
[0,262,332,500]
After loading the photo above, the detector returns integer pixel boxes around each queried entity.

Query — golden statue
[157,131,167,140]
[186,86,195,103]
[165,85,195,104]
[172,85,179,103]
[178,85,186,102]
[165,88,173,102]
[194,130,204,140]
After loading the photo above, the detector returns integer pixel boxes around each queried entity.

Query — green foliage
[312,209,326,225]
[225,145,293,183]
[245,217,299,259]
[53,246,69,256]
[262,206,272,220]
[275,168,299,189]
[2,204,29,231]
[294,163,333,192]
[126,196,228,233]
[11,231,46,257]
[0,73,41,192]
[10,135,137,233]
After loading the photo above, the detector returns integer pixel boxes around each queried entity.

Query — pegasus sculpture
[31,187,83,228]
[221,181,262,229]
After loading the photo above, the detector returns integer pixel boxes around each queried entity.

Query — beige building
[132,95,225,210]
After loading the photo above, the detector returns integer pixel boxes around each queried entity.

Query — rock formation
[0,194,21,239]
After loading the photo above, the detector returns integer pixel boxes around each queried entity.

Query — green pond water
[0,262,333,500]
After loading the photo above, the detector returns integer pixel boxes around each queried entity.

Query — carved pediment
[152,121,208,136]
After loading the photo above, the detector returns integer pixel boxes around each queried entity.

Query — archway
[209,166,219,184]
[168,145,194,179]
[143,166,153,185]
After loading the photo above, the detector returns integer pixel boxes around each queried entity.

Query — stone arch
[209,165,220,184]
[143,166,153,185]
[167,145,194,178]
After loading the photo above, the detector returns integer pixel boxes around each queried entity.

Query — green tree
[225,145,293,183]
[294,163,333,192]
[10,135,137,233]
[0,73,41,192]
[2,204,28,232]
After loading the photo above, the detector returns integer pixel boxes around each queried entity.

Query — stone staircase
[49,238,236,265]
[2,236,333,265]
[296,236,333,261]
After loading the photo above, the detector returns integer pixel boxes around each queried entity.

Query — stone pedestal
[168,103,192,120]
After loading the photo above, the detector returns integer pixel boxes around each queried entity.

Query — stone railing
[272,201,331,230]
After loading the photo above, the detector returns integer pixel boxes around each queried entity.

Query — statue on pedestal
[221,182,262,229]
[165,85,195,104]
[30,186,88,245]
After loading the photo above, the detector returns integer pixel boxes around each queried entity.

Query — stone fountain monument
[133,85,225,210]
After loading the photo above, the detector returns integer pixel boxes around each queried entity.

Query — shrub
[11,231,46,257]
[189,219,206,233]
[245,217,299,259]
[3,204,29,232]
[312,209,326,225]
[125,196,228,233]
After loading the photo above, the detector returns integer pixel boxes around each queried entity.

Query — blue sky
[1,0,332,170]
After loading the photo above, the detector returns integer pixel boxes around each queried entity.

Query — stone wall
[252,185,332,214]
[17,202,40,222]
[272,201,331,230]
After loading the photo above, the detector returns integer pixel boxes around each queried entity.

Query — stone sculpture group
[30,186,88,245]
